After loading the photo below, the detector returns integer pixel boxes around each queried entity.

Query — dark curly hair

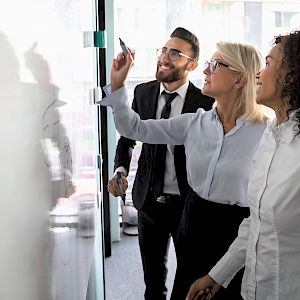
[274,30,300,135]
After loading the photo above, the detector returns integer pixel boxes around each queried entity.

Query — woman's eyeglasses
[204,60,238,73]
[156,47,196,61]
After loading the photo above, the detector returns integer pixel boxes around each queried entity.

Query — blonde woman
[100,41,269,299]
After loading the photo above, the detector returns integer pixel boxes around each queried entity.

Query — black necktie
[152,91,178,197]
[160,91,178,119]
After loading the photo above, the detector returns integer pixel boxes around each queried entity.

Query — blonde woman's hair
[216,41,270,123]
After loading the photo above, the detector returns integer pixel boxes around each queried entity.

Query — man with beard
[107,27,214,300]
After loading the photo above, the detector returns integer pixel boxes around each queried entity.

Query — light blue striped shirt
[100,86,267,207]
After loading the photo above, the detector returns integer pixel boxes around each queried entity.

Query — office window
[275,11,299,27]
[114,0,300,91]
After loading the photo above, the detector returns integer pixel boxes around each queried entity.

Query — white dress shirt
[157,82,188,195]
[209,113,300,299]
[100,86,267,207]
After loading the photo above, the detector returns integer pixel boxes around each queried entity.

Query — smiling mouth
[158,61,173,68]
[159,65,172,71]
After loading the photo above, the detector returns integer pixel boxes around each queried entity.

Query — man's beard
[156,62,189,83]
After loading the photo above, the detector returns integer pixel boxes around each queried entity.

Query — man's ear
[187,60,198,71]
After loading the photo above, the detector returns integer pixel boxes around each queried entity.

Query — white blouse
[209,115,300,300]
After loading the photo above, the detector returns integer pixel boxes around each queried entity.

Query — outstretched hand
[111,50,134,92]
[185,275,221,300]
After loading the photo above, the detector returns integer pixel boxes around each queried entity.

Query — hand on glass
[107,174,128,197]
[185,275,221,300]
[111,49,135,92]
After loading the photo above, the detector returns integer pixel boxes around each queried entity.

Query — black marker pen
[119,37,129,56]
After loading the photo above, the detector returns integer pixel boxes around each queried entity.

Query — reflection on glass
[0,30,53,300]
[0,0,102,298]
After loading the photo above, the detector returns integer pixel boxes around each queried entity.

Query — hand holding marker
[117,171,126,203]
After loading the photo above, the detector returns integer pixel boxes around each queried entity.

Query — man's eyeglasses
[156,47,196,61]
[204,60,238,74]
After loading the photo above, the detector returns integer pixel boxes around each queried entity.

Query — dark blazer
[114,80,214,211]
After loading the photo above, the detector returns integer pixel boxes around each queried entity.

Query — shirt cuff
[97,85,127,108]
[114,167,127,177]
[208,251,244,288]
[103,84,111,96]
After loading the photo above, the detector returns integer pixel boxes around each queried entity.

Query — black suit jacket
[114,80,214,211]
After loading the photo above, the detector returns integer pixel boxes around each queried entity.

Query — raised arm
[101,86,197,146]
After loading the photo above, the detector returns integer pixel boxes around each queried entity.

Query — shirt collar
[159,81,189,99]
[211,107,248,126]
[268,109,299,144]
[269,108,299,128]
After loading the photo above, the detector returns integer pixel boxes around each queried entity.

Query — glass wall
[0,0,104,299]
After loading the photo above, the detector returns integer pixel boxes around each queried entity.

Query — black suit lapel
[151,83,161,118]
[181,82,199,114]
[144,82,161,119]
